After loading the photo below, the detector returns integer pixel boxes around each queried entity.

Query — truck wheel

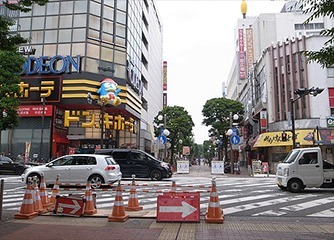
[288,179,303,193]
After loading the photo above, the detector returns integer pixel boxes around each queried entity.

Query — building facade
[0,0,163,161]
[226,1,334,172]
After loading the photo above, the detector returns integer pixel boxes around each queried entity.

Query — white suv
[21,154,122,188]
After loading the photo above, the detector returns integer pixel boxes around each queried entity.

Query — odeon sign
[21,55,81,75]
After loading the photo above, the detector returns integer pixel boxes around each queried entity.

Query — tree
[299,0,334,67]
[4,0,48,12]
[0,1,49,153]
[202,98,244,162]
[154,106,194,167]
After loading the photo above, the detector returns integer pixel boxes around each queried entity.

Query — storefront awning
[253,129,319,148]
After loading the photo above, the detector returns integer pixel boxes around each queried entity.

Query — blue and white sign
[230,135,240,145]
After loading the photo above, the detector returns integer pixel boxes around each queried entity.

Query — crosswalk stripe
[280,196,334,211]
[307,208,334,218]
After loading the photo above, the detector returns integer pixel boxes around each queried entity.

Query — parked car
[21,154,122,188]
[94,149,173,181]
[0,156,29,175]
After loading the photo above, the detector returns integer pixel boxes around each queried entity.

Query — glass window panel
[47,2,60,15]
[105,0,114,7]
[44,30,58,43]
[114,64,126,78]
[101,47,114,61]
[19,10,31,17]
[116,23,125,37]
[33,4,46,15]
[117,0,126,11]
[116,11,126,24]
[44,44,57,56]
[115,37,125,46]
[57,44,71,56]
[73,28,86,42]
[88,29,100,39]
[32,17,45,30]
[90,1,101,16]
[74,1,88,13]
[102,33,113,43]
[73,14,87,28]
[114,50,126,64]
[87,43,100,59]
[85,57,99,73]
[104,6,114,20]
[89,15,101,31]
[72,43,86,56]
[103,19,113,33]
[45,16,59,29]
[31,31,45,43]
[18,18,31,31]
[59,15,73,28]
[59,29,72,42]
[60,1,74,14]
[32,45,43,56]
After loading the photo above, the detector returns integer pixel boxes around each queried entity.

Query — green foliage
[299,0,334,67]
[4,0,48,12]
[0,1,49,134]
[154,106,194,165]
[202,97,244,137]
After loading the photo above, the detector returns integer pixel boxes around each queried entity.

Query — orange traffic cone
[14,178,38,219]
[39,173,53,211]
[125,176,142,211]
[170,180,176,196]
[33,176,48,214]
[84,181,97,215]
[205,178,224,223]
[49,174,60,209]
[108,180,129,222]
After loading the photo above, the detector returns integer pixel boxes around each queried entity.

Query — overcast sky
[155,0,287,144]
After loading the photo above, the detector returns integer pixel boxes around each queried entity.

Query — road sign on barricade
[53,195,86,217]
[157,193,200,222]
[177,160,190,173]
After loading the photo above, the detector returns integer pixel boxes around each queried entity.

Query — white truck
[276,147,334,193]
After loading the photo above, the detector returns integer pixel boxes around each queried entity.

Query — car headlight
[283,168,289,176]
[161,162,169,169]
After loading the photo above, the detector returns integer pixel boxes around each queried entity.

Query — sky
[155,0,287,144]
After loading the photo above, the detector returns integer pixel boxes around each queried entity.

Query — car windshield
[282,150,300,163]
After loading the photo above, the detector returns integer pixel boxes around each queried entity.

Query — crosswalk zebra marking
[307,208,334,218]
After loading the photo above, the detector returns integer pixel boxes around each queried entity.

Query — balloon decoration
[97,78,121,106]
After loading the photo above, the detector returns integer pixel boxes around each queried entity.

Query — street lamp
[87,93,105,148]
[290,87,324,149]
[227,113,239,174]
[158,114,169,162]
[39,97,45,162]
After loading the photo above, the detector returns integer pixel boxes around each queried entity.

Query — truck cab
[276,147,334,193]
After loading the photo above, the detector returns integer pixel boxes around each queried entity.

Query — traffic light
[281,131,287,142]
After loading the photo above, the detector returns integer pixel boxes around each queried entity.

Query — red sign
[54,196,86,217]
[157,193,200,222]
[18,105,53,117]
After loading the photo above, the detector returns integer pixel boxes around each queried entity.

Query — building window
[327,66,334,78]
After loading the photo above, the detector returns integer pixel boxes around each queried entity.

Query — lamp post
[158,114,169,162]
[290,87,324,149]
[227,113,239,174]
[39,97,45,162]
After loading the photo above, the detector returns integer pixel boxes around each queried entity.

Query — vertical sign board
[211,161,224,174]
[157,193,200,222]
[54,196,86,217]
[177,160,190,174]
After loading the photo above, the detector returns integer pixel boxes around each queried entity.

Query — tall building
[0,0,163,161]
[226,1,334,171]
